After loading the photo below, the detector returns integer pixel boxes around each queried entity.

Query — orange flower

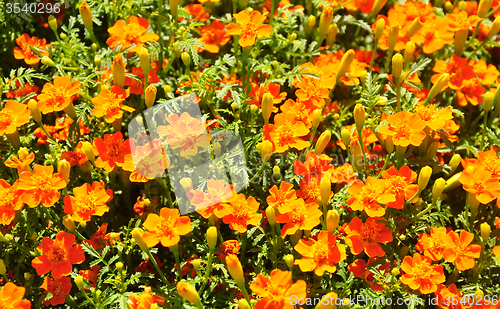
[458,167,500,204]
[0,180,23,225]
[0,100,31,136]
[263,113,310,153]
[294,151,334,180]
[267,181,297,212]
[446,11,482,32]
[381,165,419,209]
[0,282,31,309]
[83,223,114,250]
[142,208,192,247]
[372,15,408,52]
[456,79,485,106]
[400,252,446,294]
[60,141,89,167]
[462,149,500,179]
[344,0,374,13]
[294,76,330,108]
[93,132,131,172]
[127,286,166,309]
[184,4,210,22]
[378,111,427,147]
[18,164,66,208]
[122,139,168,182]
[442,230,481,271]
[191,179,234,219]
[40,276,72,306]
[79,265,101,289]
[411,17,454,54]
[63,182,113,223]
[329,163,357,185]
[216,240,240,260]
[222,193,262,233]
[297,174,321,202]
[348,258,390,292]
[249,269,307,309]
[413,103,454,131]
[226,10,273,47]
[124,66,161,95]
[294,231,346,276]
[13,33,50,65]
[107,16,159,53]
[32,231,85,279]
[431,56,475,90]
[344,217,393,257]
[5,81,38,99]
[196,20,231,53]
[4,148,34,174]
[280,98,315,128]
[248,82,287,112]
[347,177,395,217]
[472,59,500,85]
[92,85,134,123]
[37,76,81,114]
[435,284,468,309]
[416,227,450,261]
[276,198,322,236]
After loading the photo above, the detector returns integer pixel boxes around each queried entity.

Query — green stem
[240,231,248,265]
[249,161,267,183]
[384,48,394,73]
[465,20,482,51]
[171,245,182,280]
[270,227,278,269]
[396,199,435,231]
[467,40,487,60]
[369,41,378,72]
[270,0,276,26]
[480,109,488,151]
[145,250,168,284]
[197,249,214,296]
[396,78,402,112]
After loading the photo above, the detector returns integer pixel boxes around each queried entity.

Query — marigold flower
[456,79,486,106]
[93,132,131,172]
[447,11,482,32]
[40,276,72,306]
[18,164,66,208]
[107,16,159,53]
[378,111,427,147]
[142,207,191,248]
[294,231,346,276]
[400,252,446,294]
[124,66,161,95]
[5,81,38,99]
[32,231,85,279]
[250,269,307,308]
[196,20,231,53]
[191,179,234,219]
[0,180,23,226]
[122,139,168,182]
[0,100,31,136]
[263,113,310,153]
[0,282,31,308]
[267,181,297,212]
[435,283,468,309]
[458,167,500,204]
[442,230,481,271]
[294,76,331,108]
[381,165,419,209]
[5,148,34,174]
[78,265,101,289]
[63,182,113,223]
[226,10,273,47]
[347,177,395,217]
[413,103,454,131]
[184,4,210,22]
[216,240,240,260]
[431,56,475,90]
[13,33,50,65]
[92,85,134,123]
[344,217,393,257]
[222,193,262,233]
[294,151,334,180]
[127,286,166,309]
[411,18,454,54]
[83,223,114,250]
[37,76,81,115]
[276,198,322,236]
[416,227,450,261]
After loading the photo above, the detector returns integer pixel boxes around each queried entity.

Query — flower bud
[250,105,258,114]
[261,140,273,162]
[112,54,125,88]
[443,172,462,192]
[480,222,491,240]
[145,85,157,108]
[94,57,101,67]
[312,109,322,129]
[305,15,316,37]
[266,206,276,227]
[225,254,245,287]
[262,93,274,124]
[179,178,193,192]
[351,141,364,172]
[336,49,355,83]
[353,104,365,133]
[41,56,55,67]
[375,18,385,40]
[392,53,403,82]
[164,85,172,93]
[207,226,218,250]
[62,215,75,232]
[488,16,500,39]
[315,130,331,155]
[315,292,338,309]
[238,299,251,309]
[385,136,394,154]
[448,154,462,175]
[425,141,439,160]
[75,276,85,291]
[0,259,6,276]
[58,159,71,183]
[91,42,96,51]
[79,1,93,32]
[418,166,432,191]
[391,268,400,276]
[458,0,467,11]
[81,141,95,164]
[116,262,123,271]
[371,0,388,16]
[139,48,150,78]
[181,52,191,66]
[388,23,400,53]
[320,176,331,206]
[131,228,149,252]
[24,273,31,281]
[478,0,492,18]
[319,6,334,43]
[48,15,58,31]
[177,281,201,305]
[484,91,494,112]
[432,178,445,201]
[284,254,294,269]
[341,128,350,147]
[326,23,338,47]
[427,73,450,101]
[377,96,388,106]
[273,165,281,179]
[326,209,339,233]
[28,99,42,123]
[404,41,415,64]
[405,18,424,38]
[170,0,179,18]
[445,1,453,11]
[192,259,200,271]
[454,29,468,56]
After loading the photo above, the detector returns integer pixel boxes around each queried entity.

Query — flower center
[360,221,380,241]
[47,244,66,263]
[0,110,15,131]
[313,242,329,263]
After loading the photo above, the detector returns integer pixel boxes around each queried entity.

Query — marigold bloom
[5,148,35,174]
[13,33,50,65]
[32,231,85,279]
[372,15,408,52]
[93,132,131,172]
[83,223,114,250]
[37,76,81,114]
[400,252,446,294]
[297,174,322,202]
[0,282,31,308]
[435,284,468,309]
[0,100,31,136]
[294,151,334,180]
[64,182,113,223]
[184,4,210,22]
[263,113,310,153]
[378,111,427,147]
[222,193,262,233]
[415,227,450,261]
[92,85,134,123]
[122,139,169,182]
[294,231,346,276]
[142,208,191,247]
[458,167,500,204]
[431,56,476,90]
[442,230,481,271]
[348,258,390,292]
[276,198,322,236]
[250,269,307,308]
[344,217,393,257]
[0,180,23,226]
[347,177,395,217]
[196,20,231,53]
[127,286,166,309]
[413,104,454,131]
[295,76,331,108]
[18,164,66,208]
[107,16,159,53]
[267,181,297,212]
[472,59,500,85]
[381,165,419,209]
[5,81,39,99]
[411,18,454,54]
[40,276,72,306]
[79,265,101,289]
[216,240,240,260]
[456,79,486,106]
[248,82,286,112]
[191,179,234,219]
[60,141,89,167]
[447,11,482,32]
[124,66,161,95]
[226,10,273,47]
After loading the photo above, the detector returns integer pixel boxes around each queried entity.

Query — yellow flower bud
[79,1,93,32]
[353,104,365,133]
[351,141,364,172]
[377,96,388,106]
[405,17,424,39]
[94,57,101,67]
[250,105,258,114]
[225,254,245,287]
[266,206,276,227]
[319,6,334,43]
[427,73,450,101]
[392,53,403,82]
[418,166,433,191]
[458,0,467,11]
[488,16,500,39]
[388,23,400,53]
[58,159,71,184]
[145,85,157,108]
[443,172,462,192]
[375,18,386,40]
[371,0,388,16]
[207,226,218,250]
[273,165,281,179]
[425,141,439,160]
[262,93,274,124]
[213,142,222,156]
[180,178,193,191]
[484,91,494,112]
[312,109,322,129]
[238,299,251,309]
[284,254,294,269]
[116,262,123,271]
[0,259,6,276]
[48,15,57,31]
[75,275,85,291]
[326,209,339,234]
[150,304,159,309]
[41,56,55,67]
[131,228,149,252]
[315,130,331,155]
[261,140,273,162]
[24,273,31,281]
[62,215,75,232]
[481,222,491,240]
[112,54,125,88]
[192,259,201,271]
[341,128,350,147]
[448,153,462,175]
[81,141,95,164]
[177,281,201,305]
[164,85,172,93]
[320,176,331,206]
[432,178,445,201]
[445,1,453,12]
[170,0,179,18]
[181,52,191,66]
[91,42,96,50]
[336,49,355,83]
[231,102,238,111]
[454,29,468,56]
[326,23,338,47]
[315,292,338,309]
[305,15,316,37]
[139,47,150,78]
[404,41,415,64]
[478,0,492,18]
[391,268,400,276]
[28,99,42,123]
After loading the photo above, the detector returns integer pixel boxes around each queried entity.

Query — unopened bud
[432,178,445,200]
[481,222,491,240]
[131,228,149,252]
[112,54,125,88]
[193,259,200,271]
[170,0,179,18]
[392,53,403,82]
[312,109,322,129]
[454,29,468,56]
[116,262,123,271]
[388,23,400,53]
[444,172,462,192]
[427,73,450,101]
[448,153,462,175]
[81,141,95,164]
[375,18,386,40]
[145,85,157,108]
[180,178,193,191]
[41,56,55,67]
[262,93,274,124]
[458,0,467,11]
[266,206,276,227]
[341,128,350,147]
[284,254,294,269]
[0,259,6,276]
[336,49,355,83]
[326,209,339,233]
[79,1,93,32]
[62,215,75,232]
[404,41,415,64]
[319,6,334,43]
[139,48,150,77]
[75,275,85,291]
[326,23,338,47]
[177,281,201,305]
[48,15,58,31]
[391,268,400,276]
[488,16,500,39]
[207,226,218,250]
[484,91,494,112]
[261,140,273,162]
[226,254,245,287]
[315,130,331,155]
[58,159,71,183]
[28,99,42,123]
[469,193,480,213]
[305,15,316,37]
[273,166,280,179]
[425,141,439,160]
[371,0,388,15]
[181,52,191,66]
[418,166,433,191]
[353,104,365,133]
[478,0,492,18]
[238,299,251,309]
[320,176,331,206]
